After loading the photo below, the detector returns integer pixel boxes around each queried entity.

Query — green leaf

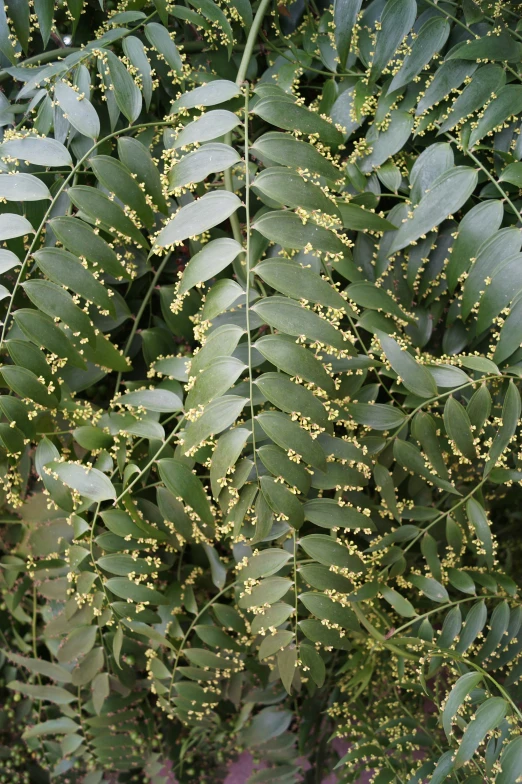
[91,156,155,229]
[48,462,116,502]
[22,280,95,345]
[299,619,352,650]
[255,335,335,395]
[238,549,292,581]
[8,680,75,704]
[105,50,141,122]
[475,256,522,334]
[303,498,375,530]
[185,357,245,409]
[181,396,248,454]
[0,213,34,241]
[251,132,340,182]
[4,651,72,683]
[380,586,416,617]
[255,372,330,429]
[155,191,241,248]
[117,136,169,214]
[300,592,359,631]
[252,211,345,255]
[33,0,53,46]
[394,438,458,494]
[238,576,293,609]
[500,161,522,188]
[190,324,244,375]
[334,0,362,68]
[446,200,503,293]
[0,172,50,201]
[388,17,450,93]
[68,186,148,248]
[254,258,346,310]
[23,718,79,740]
[347,282,412,323]
[179,238,242,294]
[157,459,214,526]
[299,534,365,573]
[252,296,346,350]
[497,737,522,784]
[485,381,521,476]
[260,475,304,529]
[187,0,233,53]
[299,644,326,687]
[469,85,522,148]
[409,143,454,205]
[0,249,21,274]
[377,331,437,398]
[416,60,477,117]
[173,80,240,110]
[442,671,483,739]
[106,577,169,605]
[257,444,311,496]
[345,402,407,430]
[454,698,507,768]
[476,600,510,664]
[389,167,478,254]
[73,426,113,450]
[437,64,505,135]
[169,143,240,190]
[443,396,476,461]
[240,707,293,746]
[369,0,417,83]
[50,217,132,280]
[253,97,344,147]
[466,498,494,569]
[101,509,166,541]
[461,230,522,320]
[123,36,153,109]
[337,203,398,232]
[115,388,182,413]
[254,167,340,216]
[171,110,241,148]
[251,603,293,635]
[467,384,492,433]
[54,80,99,139]
[447,567,476,595]
[257,410,326,471]
[145,22,183,74]
[1,365,58,408]
[448,30,522,63]
[98,554,159,575]
[494,297,522,364]
[409,574,449,603]
[14,309,86,369]
[33,248,116,315]
[58,626,97,664]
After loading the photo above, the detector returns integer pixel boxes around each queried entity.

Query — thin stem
[237,0,273,86]
[0,118,175,349]
[113,417,185,505]
[32,585,43,724]
[167,579,240,702]
[0,48,80,83]
[244,86,259,477]
[422,0,522,84]
[384,372,509,447]
[443,130,521,217]
[293,530,299,654]
[113,251,173,397]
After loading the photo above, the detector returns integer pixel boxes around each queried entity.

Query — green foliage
[0,0,522,782]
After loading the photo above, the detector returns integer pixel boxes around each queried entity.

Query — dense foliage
[1,0,522,781]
